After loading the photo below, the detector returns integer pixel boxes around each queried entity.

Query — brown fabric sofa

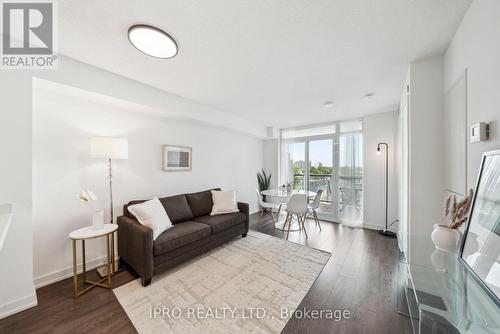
[117,188,249,286]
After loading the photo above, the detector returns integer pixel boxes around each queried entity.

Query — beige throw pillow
[210,190,239,215]
[127,197,172,240]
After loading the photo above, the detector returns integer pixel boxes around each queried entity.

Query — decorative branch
[444,196,451,217]
[444,189,474,229]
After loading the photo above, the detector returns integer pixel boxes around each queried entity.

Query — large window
[280,120,363,225]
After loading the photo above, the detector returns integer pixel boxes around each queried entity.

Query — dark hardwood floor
[252,214,412,334]
[0,213,411,334]
[0,266,138,334]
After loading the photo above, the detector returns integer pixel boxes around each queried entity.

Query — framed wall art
[162,145,192,171]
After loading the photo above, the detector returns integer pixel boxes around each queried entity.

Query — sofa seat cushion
[153,221,211,256]
[194,212,246,234]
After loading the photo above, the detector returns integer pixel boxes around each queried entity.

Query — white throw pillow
[127,197,172,240]
[210,190,239,215]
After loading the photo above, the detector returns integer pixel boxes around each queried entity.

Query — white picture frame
[162,145,192,171]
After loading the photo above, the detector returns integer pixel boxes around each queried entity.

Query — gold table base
[72,233,114,298]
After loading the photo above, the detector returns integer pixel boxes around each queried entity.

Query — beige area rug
[114,231,330,334]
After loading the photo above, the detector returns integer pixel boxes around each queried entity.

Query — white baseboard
[34,254,119,289]
[33,208,260,290]
[0,293,38,319]
[33,211,256,289]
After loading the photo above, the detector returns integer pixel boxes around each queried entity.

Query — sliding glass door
[280,120,363,224]
[288,142,306,190]
[308,138,335,219]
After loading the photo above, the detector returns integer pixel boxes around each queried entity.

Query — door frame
[399,89,410,256]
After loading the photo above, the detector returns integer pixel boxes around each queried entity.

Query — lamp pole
[108,158,115,274]
[90,137,128,276]
[108,158,114,225]
[377,143,396,237]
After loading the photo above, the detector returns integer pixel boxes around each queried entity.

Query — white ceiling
[59,0,471,128]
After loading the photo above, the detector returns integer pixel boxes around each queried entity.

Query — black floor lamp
[377,143,396,238]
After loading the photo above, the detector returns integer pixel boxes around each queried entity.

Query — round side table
[69,223,118,298]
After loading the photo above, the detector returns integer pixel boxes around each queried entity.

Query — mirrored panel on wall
[460,151,500,305]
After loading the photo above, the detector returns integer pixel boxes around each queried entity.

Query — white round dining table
[260,189,316,201]
[260,189,316,231]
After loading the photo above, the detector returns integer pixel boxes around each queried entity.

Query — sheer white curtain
[338,122,363,227]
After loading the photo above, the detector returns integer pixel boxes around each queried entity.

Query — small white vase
[431,224,462,253]
[92,210,105,230]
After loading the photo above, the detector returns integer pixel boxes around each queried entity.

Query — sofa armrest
[238,202,250,232]
[117,215,154,281]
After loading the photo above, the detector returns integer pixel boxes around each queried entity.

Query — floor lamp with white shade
[90,136,128,274]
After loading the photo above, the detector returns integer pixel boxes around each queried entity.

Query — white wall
[262,139,279,189]
[0,55,266,318]
[363,111,399,231]
[31,80,262,287]
[398,0,500,261]
[406,56,445,265]
[0,73,37,318]
[444,0,500,190]
[409,56,445,238]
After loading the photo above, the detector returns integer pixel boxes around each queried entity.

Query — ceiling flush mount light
[323,101,334,108]
[128,24,178,59]
[364,93,375,100]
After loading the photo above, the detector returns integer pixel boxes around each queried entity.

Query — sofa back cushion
[123,189,220,222]
[123,200,147,219]
[127,197,173,240]
[186,188,220,217]
[159,194,194,224]
[124,195,194,224]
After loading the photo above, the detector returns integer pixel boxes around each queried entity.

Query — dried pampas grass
[443,189,474,229]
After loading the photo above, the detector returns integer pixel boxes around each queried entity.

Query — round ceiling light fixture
[128,24,178,59]
[323,101,334,108]
[364,92,376,99]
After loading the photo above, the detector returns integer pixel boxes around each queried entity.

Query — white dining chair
[283,194,308,240]
[256,189,282,223]
[308,189,323,231]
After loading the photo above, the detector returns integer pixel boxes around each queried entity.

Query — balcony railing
[292,173,363,208]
